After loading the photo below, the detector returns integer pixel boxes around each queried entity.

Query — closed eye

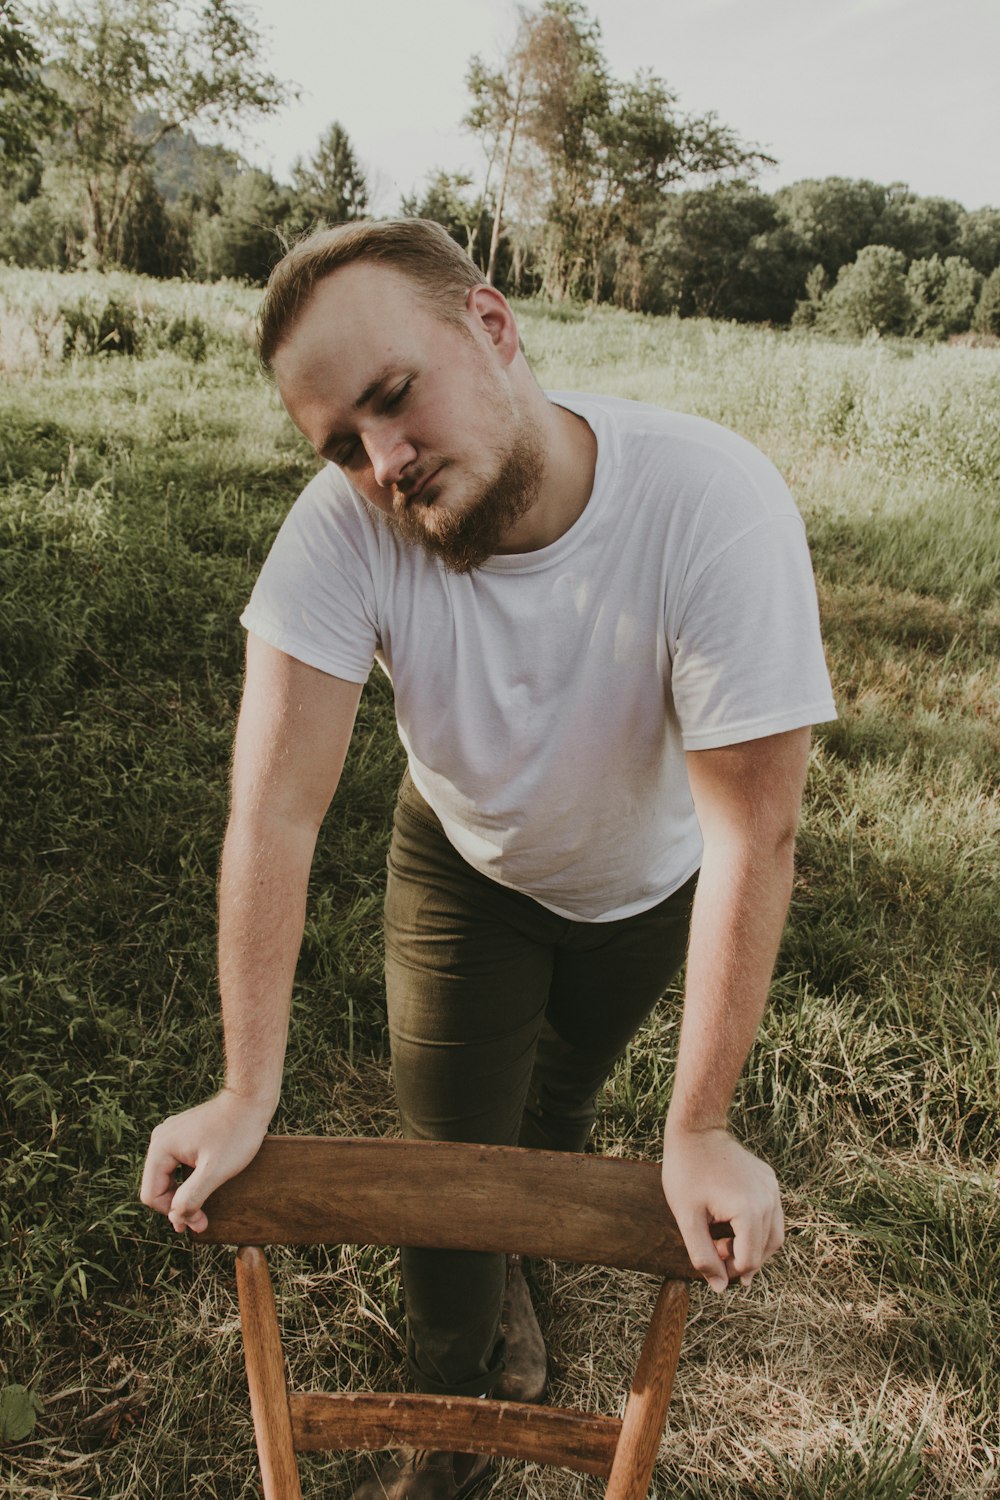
[326,378,412,468]
[330,439,361,468]
[384,378,412,411]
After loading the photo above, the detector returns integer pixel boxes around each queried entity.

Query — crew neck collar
[478,392,616,575]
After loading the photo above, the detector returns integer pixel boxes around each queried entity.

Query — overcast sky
[233,0,998,214]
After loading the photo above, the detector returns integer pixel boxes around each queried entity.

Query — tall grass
[1,268,998,1499]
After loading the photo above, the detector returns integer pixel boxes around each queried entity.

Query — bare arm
[661,726,811,1291]
[139,633,364,1231]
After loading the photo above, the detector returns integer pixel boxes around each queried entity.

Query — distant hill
[134,112,241,202]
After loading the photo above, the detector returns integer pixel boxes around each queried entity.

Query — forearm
[666,831,795,1135]
[217,806,320,1116]
[660,729,807,1285]
[139,645,361,1231]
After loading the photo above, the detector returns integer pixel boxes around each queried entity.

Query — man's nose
[366,430,417,490]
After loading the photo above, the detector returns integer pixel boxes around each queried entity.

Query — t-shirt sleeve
[669,512,837,751]
[239,468,380,684]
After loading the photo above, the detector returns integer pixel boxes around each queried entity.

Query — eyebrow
[353,363,396,411]
[318,364,397,456]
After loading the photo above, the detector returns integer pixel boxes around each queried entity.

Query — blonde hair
[257,219,486,368]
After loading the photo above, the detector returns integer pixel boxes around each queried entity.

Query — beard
[380,416,546,574]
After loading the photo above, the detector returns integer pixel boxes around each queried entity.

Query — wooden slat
[199,1137,731,1278]
[235,1247,303,1500]
[604,1279,689,1500]
[288,1390,620,1476]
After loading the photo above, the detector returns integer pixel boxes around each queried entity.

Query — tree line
[3,0,999,339]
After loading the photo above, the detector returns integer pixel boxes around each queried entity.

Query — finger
[713,1235,739,1286]
[729,1211,768,1287]
[169,1205,208,1234]
[762,1199,786,1263]
[139,1141,183,1215]
[711,1236,742,1290]
[680,1216,729,1294]
[168,1161,213,1227]
[143,1184,179,1216]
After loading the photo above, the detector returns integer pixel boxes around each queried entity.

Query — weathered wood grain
[289,1390,621,1475]
[605,1279,689,1500]
[235,1246,303,1500]
[199,1137,732,1277]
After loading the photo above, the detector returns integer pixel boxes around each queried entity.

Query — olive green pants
[384,771,697,1395]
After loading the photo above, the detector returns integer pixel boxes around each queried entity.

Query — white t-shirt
[241,393,836,922]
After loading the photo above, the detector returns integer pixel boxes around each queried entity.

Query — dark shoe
[493,1255,548,1404]
[350,1447,491,1498]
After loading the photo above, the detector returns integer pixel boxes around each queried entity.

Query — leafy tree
[487,0,608,301]
[403,170,491,259]
[772,177,887,277]
[906,255,981,339]
[738,219,820,323]
[586,72,771,307]
[648,183,787,321]
[463,52,526,281]
[972,267,1000,336]
[0,185,68,266]
[145,122,242,275]
[0,0,65,182]
[118,169,185,276]
[873,186,964,263]
[463,0,770,305]
[792,264,830,328]
[33,0,288,268]
[0,151,90,267]
[284,120,368,239]
[190,167,288,282]
[816,244,913,338]
[956,206,1000,277]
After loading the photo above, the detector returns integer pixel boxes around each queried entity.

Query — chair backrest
[194,1137,732,1500]
[199,1136,727,1277]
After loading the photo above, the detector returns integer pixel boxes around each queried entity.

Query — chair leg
[236,1245,303,1500]
[603,1279,688,1500]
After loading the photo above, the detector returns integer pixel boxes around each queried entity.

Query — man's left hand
[661,1124,784,1293]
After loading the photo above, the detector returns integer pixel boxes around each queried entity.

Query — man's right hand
[139,1089,274,1234]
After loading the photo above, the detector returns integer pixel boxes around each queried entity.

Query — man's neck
[495,397,597,555]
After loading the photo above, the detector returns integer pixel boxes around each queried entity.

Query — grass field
[1,267,998,1500]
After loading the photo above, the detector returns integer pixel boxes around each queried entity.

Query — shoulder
[283,462,379,537]
[265,461,404,578]
[550,390,798,529]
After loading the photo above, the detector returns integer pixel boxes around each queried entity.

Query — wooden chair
[198,1136,730,1500]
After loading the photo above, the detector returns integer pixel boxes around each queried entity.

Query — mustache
[383,426,544,574]
[396,464,444,506]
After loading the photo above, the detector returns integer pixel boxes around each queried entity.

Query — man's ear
[465,284,520,365]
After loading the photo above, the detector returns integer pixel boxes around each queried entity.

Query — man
[141,219,835,1499]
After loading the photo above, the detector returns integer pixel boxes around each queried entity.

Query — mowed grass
[1,268,998,1499]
